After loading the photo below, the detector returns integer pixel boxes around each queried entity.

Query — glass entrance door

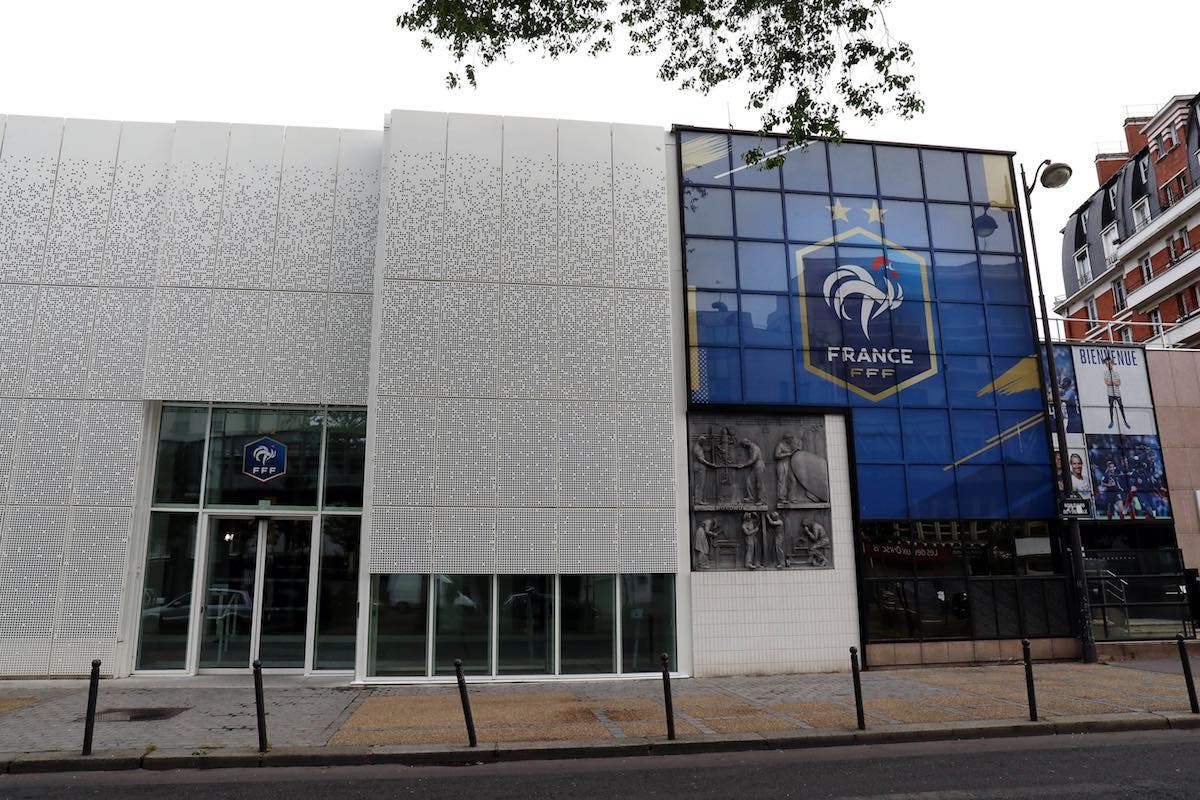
[197,517,313,670]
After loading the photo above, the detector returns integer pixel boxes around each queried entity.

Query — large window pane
[137,512,197,670]
[497,575,553,675]
[560,574,616,674]
[434,574,492,675]
[621,574,676,673]
[685,238,736,290]
[257,519,312,668]
[153,407,208,506]
[206,408,322,508]
[315,517,360,670]
[369,575,429,676]
[324,409,367,508]
[198,517,258,668]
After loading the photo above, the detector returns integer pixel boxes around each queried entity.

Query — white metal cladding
[0,114,382,674]
[367,111,676,576]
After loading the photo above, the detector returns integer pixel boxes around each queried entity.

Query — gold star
[864,202,887,223]
[827,199,850,222]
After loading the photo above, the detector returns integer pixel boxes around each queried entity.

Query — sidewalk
[2,661,1199,772]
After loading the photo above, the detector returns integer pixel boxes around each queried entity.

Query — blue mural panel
[680,130,1054,520]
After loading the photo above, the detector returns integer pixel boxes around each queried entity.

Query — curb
[2,711,1196,775]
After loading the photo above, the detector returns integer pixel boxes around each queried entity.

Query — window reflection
[137,513,197,670]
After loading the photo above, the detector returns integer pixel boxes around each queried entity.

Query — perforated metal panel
[498,400,557,508]
[101,122,172,288]
[367,115,677,579]
[377,280,439,396]
[498,284,557,399]
[206,289,267,403]
[86,288,152,400]
[26,286,96,399]
[0,638,52,676]
[43,120,121,286]
[156,122,229,288]
[0,399,20,508]
[325,293,371,405]
[330,131,381,293]
[612,124,670,290]
[558,288,616,400]
[8,401,82,506]
[263,291,326,405]
[432,507,496,572]
[558,120,614,287]
[0,506,70,639]
[143,287,213,399]
[214,125,284,290]
[557,402,618,508]
[369,506,433,574]
[0,116,62,283]
[556,509,619,574]
[384,112,446,280]
[435,399,498,506]
[274,127,338,291]
[52,507,132,645]
[617,509,677,572]
[371,396,437,507]
[439,282,498,397]
[72,402,143,507]
[496,508,556,573]
[615,289,672,403]
[0,284,40,397]
[501,117,558,284]
[617,404,675,507]
[444,115,502,283]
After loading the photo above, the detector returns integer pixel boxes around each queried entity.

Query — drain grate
[81,707,190,722]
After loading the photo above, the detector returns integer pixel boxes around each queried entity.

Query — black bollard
[660,653,676,740]
[454,659,478,748]
[849,647,865,731]
[252,660,268,753]
[81,659,101,756]
[1177,635,1199,714]
[1021,639,1038,722]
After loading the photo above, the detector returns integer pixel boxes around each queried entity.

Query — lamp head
[1039,162,1073,189]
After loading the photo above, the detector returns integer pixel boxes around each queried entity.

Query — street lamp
[1019,159,1098,664]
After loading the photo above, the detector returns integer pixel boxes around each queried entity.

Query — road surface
[3,729,1198,799]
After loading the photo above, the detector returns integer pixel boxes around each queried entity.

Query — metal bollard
[81,659,101,756]
[660,653,676,740]
[1021,639,1038,722]
[1177,634,1199,714]
[252,660,268,753]
[454,659,478,748]
[849,647,865,731]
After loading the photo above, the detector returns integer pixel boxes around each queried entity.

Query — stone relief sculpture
[688,414,833,572]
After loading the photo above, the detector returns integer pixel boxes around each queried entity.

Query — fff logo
[242,436,287,483]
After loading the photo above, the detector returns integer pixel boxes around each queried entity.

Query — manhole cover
[81,707,190,722]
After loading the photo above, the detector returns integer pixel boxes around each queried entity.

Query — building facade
[0,107,1185,681]
[1055,93,1200,346]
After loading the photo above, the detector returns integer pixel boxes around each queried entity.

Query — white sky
[2,0,1197,322]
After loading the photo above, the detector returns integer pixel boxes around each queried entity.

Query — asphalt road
[3,730,1199,799]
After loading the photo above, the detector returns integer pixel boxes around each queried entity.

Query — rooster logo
[252,444,277,465]
[822,255,903,340]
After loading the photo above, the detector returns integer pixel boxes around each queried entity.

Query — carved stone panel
[688,413,832,571]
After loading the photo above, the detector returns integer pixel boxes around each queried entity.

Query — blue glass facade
[679,129,1055,520]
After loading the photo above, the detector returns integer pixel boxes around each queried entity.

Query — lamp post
[1020,159,1098,664]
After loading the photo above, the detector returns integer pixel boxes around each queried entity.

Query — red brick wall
[1096,157,1126,186]
[1125,120,1150,153]
[1156,136,1192,202]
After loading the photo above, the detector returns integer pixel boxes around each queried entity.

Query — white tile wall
[690,415,860,676]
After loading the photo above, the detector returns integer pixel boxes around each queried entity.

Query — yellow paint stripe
[942,411,1045,471]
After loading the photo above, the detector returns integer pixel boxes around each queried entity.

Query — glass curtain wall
[860,520,1071,642]
[367,574,675,677]
[136,404,365,672]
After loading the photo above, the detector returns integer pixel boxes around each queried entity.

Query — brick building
[1055,94,1200,344]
